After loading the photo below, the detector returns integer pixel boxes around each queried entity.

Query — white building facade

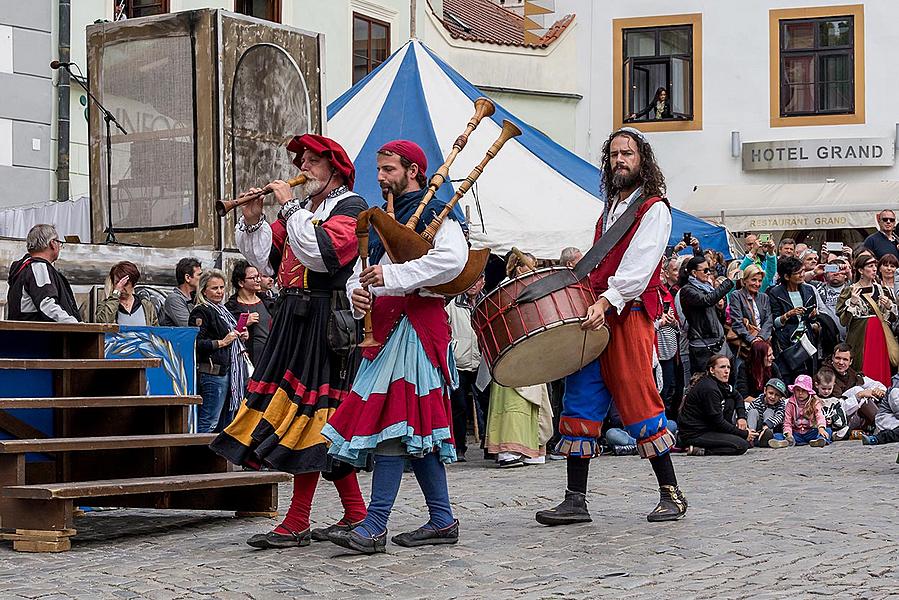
[556,0,898,243]
[6,0,578,211]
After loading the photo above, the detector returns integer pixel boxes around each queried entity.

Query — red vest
[588,195,669,319]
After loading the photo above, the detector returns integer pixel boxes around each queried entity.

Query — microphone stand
[61,62,129,244]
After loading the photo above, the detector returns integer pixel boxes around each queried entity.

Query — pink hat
[378,140,427,175]
[789,374,815,394]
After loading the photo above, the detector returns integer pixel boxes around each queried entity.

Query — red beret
[378,140,427,175]
[286,134,355,190]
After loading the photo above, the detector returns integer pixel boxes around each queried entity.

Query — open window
[623,26,693,123]
[613,14,702,132]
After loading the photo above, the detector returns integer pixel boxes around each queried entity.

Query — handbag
[327,292,360,355]
[780,339,810,372]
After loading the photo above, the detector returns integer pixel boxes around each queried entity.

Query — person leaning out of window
[95,261,158,326]
[628,87,673,121]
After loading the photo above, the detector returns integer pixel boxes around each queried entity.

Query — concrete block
[0,25,12,73]
[0,1,52,32]
[12,120,51,168]
[0,117,11,166]
[12,27,51,78]
[0,164,53,208]
[0,72,52,123]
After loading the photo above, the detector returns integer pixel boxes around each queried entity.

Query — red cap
[286,134,355,190]
[378,140,427,175]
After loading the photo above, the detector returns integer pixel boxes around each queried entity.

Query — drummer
[536,127,687,526]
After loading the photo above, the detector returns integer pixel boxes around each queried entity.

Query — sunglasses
[881,217,896,223]
[694,267,711,273]
[50,238,65,246]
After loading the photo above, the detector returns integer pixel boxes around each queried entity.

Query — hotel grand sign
[742,137,895,171]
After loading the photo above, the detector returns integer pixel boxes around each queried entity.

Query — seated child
[772,374,831,448]
[816,368,850,440]
[746,377,787,448]
[862,376,899,446]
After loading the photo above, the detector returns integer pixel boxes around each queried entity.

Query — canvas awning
[682,181,899,231]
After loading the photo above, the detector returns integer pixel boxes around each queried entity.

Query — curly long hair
[600,129,666,200]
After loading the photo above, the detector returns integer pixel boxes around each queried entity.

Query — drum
[473,267,610,388]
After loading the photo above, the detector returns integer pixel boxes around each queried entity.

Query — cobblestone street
[1,443,897,600]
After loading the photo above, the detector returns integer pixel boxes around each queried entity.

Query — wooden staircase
[0,321,289,552]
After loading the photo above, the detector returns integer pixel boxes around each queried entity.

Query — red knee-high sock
[333,471,367,524]
[275,471,319,535]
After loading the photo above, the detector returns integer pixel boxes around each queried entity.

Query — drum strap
[515,193,650,305]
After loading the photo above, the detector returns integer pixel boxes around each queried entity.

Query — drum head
[491,323,610,388]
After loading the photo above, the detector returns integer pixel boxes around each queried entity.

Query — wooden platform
[0,320,285,552]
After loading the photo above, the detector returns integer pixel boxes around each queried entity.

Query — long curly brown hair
[600,129,666,200]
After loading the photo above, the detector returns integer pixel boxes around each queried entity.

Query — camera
[682,232,692,245]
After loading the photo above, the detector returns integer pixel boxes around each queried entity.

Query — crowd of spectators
[7,216,899,450]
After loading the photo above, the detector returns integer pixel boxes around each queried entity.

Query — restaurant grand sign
[742,137,895,171]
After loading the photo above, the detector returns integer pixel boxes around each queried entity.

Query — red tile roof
[437,0,575,49]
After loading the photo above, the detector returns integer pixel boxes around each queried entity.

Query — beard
[300,171,326,197]
[381,173,410,200]
[611,166,641,191]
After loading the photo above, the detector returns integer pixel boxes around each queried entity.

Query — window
[113,0,169,20]
[780,16,854,116]
[353,13,390,85]
[612,14,702,133]
[769,5,864,127]
[234,0,281,23]
[623,26,693,123]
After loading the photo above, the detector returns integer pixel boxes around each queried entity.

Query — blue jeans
[198,371,229,433]
[775,428,832,446]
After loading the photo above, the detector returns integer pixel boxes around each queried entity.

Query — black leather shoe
[535,490,592,526]
[647,485,688,522]
[391,520,460,547]
[246,528,311,549]
[310,519,362,542]
[328,527,387,554]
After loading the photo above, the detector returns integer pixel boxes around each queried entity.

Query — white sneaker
[523,455,546,465]
[767,438,790,449]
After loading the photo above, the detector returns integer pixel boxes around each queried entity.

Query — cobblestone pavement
[1,443,897,599]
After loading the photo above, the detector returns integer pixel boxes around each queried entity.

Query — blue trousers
[775,428,832,445]
[357,452,455,536]
[198,371,229,433]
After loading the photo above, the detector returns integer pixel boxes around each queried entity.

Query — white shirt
[601,187,672,313]
[236,190,355,276]
[347,218,468,319]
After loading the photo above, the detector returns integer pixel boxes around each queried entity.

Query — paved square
[1,444,897,599]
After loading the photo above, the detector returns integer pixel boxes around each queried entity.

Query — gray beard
[302,177,325,197]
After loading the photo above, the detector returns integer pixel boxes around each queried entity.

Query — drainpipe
[410,0,417,38]
[55,0,71,202]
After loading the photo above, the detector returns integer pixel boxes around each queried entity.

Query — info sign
[742,137,894,171]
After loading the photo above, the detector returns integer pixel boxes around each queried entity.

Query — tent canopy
[683,181,899,232]
[327,39,730,258]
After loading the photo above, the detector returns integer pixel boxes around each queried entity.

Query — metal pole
[55,0,71,202]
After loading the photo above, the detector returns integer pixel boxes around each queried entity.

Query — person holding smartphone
[766,256,819,383]
[225,260,274,365]
[836,254,898,386]
[738,235,777,291]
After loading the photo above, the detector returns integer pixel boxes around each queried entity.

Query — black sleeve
[681,279,734,309]
[734,363,750,399]
[188,307,218,355]
[703,383,748,437]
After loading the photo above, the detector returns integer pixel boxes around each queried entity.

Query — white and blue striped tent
[327,39,729,258]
